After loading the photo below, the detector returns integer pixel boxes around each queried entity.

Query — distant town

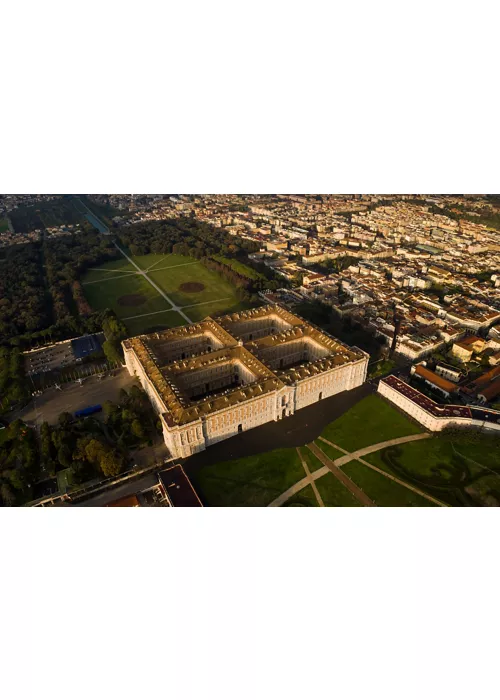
[1,194,499,507]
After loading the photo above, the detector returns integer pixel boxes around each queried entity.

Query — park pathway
[320,432,431,468]
[83,271,137,285]
[307,442,376,506]
[122,297,233,322]
[114,243,193,323]
[269,432,446,507]
[296,447,324,506]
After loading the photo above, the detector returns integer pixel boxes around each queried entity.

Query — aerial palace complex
[123,305,369,458]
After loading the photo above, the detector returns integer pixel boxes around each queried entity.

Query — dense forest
[117,217,284,294]
[0,233,121,348]
[0,243,51,343]
[0,386,159,506]
[43,230,119,330]
[118,216,258,257]
[0,348,31,413]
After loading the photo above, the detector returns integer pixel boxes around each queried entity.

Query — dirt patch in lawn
[179,282,205,293]
[118,294,147,307]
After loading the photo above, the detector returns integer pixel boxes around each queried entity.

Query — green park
[82,250,249,336]
[188,394,500,507]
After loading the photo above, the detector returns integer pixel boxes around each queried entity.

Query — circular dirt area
[179,282,205,293]
[118,294,147,307]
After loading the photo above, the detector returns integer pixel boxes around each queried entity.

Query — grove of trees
[0,386,160,506]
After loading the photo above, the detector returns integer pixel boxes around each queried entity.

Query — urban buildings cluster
[5,193,499,407]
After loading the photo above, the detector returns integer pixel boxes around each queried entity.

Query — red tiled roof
[414,365,457,393]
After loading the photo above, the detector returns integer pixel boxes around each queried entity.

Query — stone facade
[123,305,369,459]
[378,375,500,433]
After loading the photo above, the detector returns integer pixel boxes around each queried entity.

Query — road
[74,473,159,507]
[114,242,193,323]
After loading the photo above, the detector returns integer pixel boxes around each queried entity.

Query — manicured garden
[364,431,500,507]
[314,441,347,463]
[341,461,437,507]
[315,473,362,507]
[82,251,248,336]
[320,394,423,452]
[284,485,319,507]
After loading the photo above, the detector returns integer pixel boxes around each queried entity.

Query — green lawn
[320,394,423,452]
[83,270,171,320]
[82,257,135,282]
[283,485,319,506]
[314,440,347,462]
[149,260,242,307]
[342,461,437,507]
[129,253,191,270]
[190,448,306,507]
[82,252,248,334]
[300,446,325,473]
[368,359,396,379]
[0,218,9,233]
[315,473,362,507]
[364,433,500,507]
[124,310,187,337]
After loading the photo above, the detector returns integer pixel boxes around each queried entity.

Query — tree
[130,419,145,440]
[99,450,123,477]
[57,444,73,469]
[103,339,123,365]
[58,412,73,427]
[0,482,16,506]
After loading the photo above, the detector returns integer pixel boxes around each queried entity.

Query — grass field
[83,270,171,318]
[190,448,306,507]
[314,441,347,462]
[342,461,437,507]
[148,260,240,307]
[300,446,324,473]
[186,398,433,507]
[124,311,187,337]
[82,251,247,335]
[284,485,318,506]
[315,473,362,507]
[364,433,500,507]
[0,218,9,233]
[320,394,423,452]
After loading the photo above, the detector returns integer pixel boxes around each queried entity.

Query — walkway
[296,447,324,506]
[114,243,193,323]
[268,431,447,507]
[322,432,431,468]
[308,442,376,507]
[122,297,233,322]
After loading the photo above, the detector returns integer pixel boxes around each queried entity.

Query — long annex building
[122,305,369,459]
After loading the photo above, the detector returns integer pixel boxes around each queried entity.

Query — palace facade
[122,305,369,459]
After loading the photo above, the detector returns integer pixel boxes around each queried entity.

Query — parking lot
[16,368,139,426]
[25,340,75,375]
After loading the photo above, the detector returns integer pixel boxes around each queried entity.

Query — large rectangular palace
[122,305,369,459]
